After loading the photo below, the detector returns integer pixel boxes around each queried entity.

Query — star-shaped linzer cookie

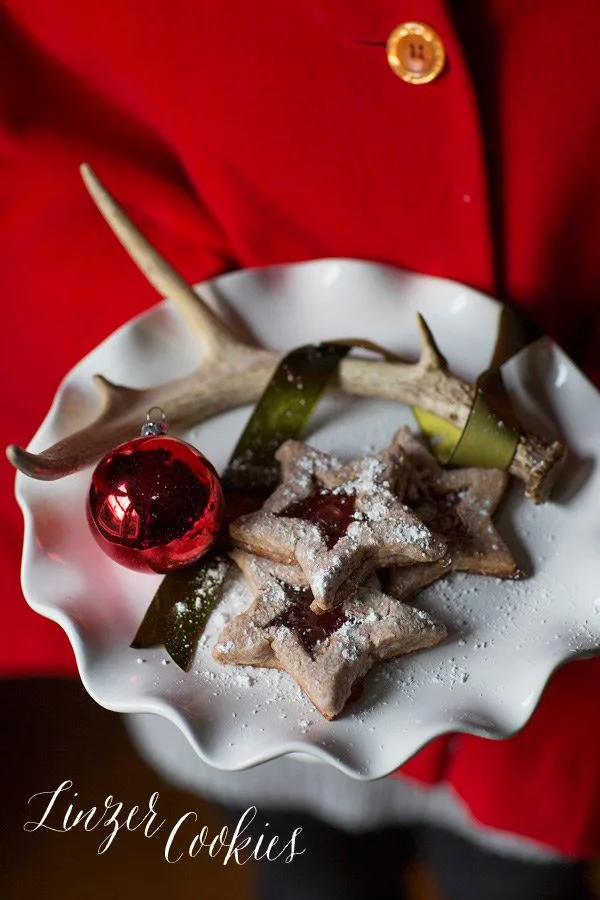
[213,551,447,720]
[392,427,521,579]
[229,439,448,613]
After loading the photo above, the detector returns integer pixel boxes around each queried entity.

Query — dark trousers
[226,808,593,900]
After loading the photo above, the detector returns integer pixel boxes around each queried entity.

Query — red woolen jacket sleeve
[0,8,233,674]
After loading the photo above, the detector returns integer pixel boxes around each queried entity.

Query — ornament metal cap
[140,406,169,437]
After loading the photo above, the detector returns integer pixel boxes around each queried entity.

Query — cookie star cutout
[229,439,447,612]
[393,427,521,578]
[213,551,447,720]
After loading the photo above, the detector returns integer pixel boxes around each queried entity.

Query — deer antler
[6,166,565,502]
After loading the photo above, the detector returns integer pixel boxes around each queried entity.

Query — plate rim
[14,257,600,780]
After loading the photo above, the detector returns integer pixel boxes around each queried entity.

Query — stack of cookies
[213,427,519,719]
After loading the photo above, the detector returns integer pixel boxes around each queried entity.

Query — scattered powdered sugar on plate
[430,661,470,688]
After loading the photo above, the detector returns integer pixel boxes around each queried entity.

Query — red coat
[3,0,600,857]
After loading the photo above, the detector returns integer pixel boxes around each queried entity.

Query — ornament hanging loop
[141,406,169,437]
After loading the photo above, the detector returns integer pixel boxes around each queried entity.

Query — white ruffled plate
[17,259,600,779]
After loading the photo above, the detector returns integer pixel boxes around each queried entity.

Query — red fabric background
[2,0,600,856]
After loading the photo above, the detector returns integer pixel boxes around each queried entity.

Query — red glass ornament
[87,428,224,574]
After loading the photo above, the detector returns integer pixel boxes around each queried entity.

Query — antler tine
[80,163,239,359]
[416,313,448,372]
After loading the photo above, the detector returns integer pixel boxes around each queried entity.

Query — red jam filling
[429,487,472,540]
[278,488,356,549]
[270,584,346,654]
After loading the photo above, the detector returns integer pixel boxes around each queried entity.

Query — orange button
[386,22,445,85]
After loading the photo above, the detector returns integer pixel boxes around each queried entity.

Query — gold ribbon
[414,307,521,469]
